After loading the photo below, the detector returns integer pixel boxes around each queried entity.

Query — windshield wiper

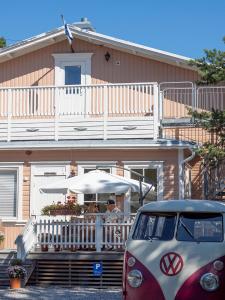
[179,219,197,242]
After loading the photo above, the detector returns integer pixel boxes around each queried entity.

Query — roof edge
[0,24,195,69]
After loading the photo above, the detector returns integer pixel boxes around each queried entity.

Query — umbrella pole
[139,177,143,206]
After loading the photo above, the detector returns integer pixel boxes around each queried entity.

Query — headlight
[213,260,224,271]
[127,256,136,267]
[200,273,219,292]
[127,269,143,288]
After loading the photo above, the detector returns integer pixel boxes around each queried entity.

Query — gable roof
[0,23,194,69]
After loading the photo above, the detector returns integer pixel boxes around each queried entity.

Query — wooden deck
[27,251,124,288]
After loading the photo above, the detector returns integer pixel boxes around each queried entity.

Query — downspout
[179,147,195,199]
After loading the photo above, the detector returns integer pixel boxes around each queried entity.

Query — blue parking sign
[93,262,103,276]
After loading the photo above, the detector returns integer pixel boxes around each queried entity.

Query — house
[0,18,224,254]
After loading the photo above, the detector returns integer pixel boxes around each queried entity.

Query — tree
[189,36,225,85]
[0,37,6,48]
[188,108,225,199]
[188,37,225,199]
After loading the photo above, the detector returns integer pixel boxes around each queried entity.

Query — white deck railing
[0,83,158,141]
[16,214,136,259]
[160,84,225,121]
[0,83,156,117]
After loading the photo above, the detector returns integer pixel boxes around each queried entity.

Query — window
[65,66,81,85]
[133,212,176,241]
[0,170,17,217]
[83,168,112,212]
[130,168,157,213]
[176,213,223,242]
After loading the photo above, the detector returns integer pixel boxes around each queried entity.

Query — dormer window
[52,53,93,86]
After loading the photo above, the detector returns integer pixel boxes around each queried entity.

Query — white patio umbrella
[40,170,152,195]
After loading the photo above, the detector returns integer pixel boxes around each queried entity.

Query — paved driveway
[0,287,122,300]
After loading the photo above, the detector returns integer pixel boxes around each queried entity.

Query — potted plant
[41,201,83,216]
[53,235,61,252]
[7,259,27,289]
[39,233,52,252]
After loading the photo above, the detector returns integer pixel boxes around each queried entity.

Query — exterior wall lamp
[104,51,111,62]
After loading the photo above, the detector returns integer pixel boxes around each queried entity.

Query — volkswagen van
[123,200,225,300]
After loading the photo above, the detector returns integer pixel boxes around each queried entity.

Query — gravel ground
[0,287,122,300]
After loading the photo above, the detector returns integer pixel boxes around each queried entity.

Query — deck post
[54,87,60,141]
[153,83,159,140]
[95,215,102,252]
[103,86,108,140]
[7,88,12,142]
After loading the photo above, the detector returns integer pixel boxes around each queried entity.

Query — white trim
[76,161,117,165]
[0,164,23,221]
[30,162,70,216]
[123,161,164,201]
[178,149,184,199]
[52,53,93,86]
[0,141,195,151]
[0,25,194,70]
[2,220,27,225]
[0,162,24,165]
[29,161,71,164]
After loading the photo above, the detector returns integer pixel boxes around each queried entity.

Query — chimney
[72,17,95,32]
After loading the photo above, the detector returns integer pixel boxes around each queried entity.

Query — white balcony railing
[0,83,158,141]
[16,214,136,260]
[160,84,225,122]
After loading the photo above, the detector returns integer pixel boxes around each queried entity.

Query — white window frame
[30,162,71,216]
[52,53,93,86]
[123,161,164,201]
[0,163,23,222]
[77,161,117,204]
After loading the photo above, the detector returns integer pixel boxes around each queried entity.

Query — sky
[0,0,224,58]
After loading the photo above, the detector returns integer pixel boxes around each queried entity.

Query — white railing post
[159,91,163,122]
[153,84,159,140]
[54,87,60,141]
[95,214,102,252]
[103,86,108,140]
[15,216,36,260]
[7,88,12,142]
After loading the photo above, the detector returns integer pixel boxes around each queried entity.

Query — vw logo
[160,252,183,276]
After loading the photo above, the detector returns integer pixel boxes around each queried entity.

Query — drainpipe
[179,147,195,200]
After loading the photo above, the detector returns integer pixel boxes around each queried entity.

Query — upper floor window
[64,66,81,85]
[52,53,93,86]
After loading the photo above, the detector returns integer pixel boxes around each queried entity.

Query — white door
[31,165,69,216]
[53,53,92,117]
[59,63,87,116]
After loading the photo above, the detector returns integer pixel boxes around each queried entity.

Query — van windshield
[176,213,223,242]
[133,212,176,241]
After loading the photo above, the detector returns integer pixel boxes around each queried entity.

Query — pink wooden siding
[0,39,198,87]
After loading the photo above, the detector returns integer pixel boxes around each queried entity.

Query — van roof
[140,200,225,213]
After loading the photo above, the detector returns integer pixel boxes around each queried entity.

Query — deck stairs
[0,252,35,288]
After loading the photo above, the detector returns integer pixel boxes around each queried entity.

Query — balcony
[0,83,158,142]
[0,83,224,143]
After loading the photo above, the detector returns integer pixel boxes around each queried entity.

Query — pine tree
[189,36,225,85]
[0,37,6,48]
[188,37,225,199]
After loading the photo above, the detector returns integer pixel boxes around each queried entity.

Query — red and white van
[123,200,225,300]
